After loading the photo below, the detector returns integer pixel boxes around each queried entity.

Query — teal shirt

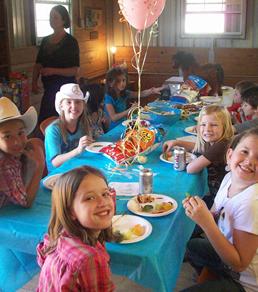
[44,119,84,172]
[104,91,130,130]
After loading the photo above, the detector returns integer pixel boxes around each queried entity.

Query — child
[241,86,258,121]
[44,83,93,172]
[227,80,255,123]
[181,128,258,291]
[104,67,164,130]
[163,105,234,208]
[0,97,45,208]
[37,166,115,291]
[82,83,109,138]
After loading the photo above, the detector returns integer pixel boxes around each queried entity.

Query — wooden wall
[115,46,258,89]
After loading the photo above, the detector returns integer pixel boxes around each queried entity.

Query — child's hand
[77,136,94,154]
[162,140,177,152]
[23,141,45,170]
[182,196,214,228]
[151,86,164,95]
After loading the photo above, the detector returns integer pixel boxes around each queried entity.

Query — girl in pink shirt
[37,166,115,291]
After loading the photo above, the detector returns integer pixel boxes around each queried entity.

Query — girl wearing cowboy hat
[44,83,93,172]
[0,97,45,208]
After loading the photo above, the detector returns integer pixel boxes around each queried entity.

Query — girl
[227,80,255,124]
[37,166,115,291]
[104,67,164,130]
[82,83,109,138]
[45,83,93,172]
[241,86,258,121]
[163,105,234,208]
[181,128,258,291]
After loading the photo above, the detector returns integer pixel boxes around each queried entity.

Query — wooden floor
[18,262,196,292]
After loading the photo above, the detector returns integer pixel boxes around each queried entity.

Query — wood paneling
[115,46,258,89]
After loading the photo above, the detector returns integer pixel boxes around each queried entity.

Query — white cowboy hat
[0,97,37,135]
[55,83,89,115]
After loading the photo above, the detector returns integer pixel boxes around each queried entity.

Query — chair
[39,116,58,136]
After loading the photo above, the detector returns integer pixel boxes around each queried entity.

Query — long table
[0,116,208,292]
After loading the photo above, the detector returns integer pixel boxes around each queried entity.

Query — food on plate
[137,194,155,203]
[136,195,174,214]
[163,151,173,160]
[113,224,146,242]
[92,144,103,148]
[143,202,174,213]
[130,224,145,236]
[137,155,148,164]
[173,102,203,113]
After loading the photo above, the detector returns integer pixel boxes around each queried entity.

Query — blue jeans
[181,237,245,292]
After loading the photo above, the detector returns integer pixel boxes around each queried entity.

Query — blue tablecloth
[0,116,208,292]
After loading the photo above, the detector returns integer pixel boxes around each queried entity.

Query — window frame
[34,0,72,45]
[180,0,247,39]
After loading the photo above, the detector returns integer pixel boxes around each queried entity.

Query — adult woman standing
[32,5,80,123]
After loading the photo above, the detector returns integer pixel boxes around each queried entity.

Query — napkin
[109,182,139,196]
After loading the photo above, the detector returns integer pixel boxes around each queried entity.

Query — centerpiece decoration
[102,0,166,165]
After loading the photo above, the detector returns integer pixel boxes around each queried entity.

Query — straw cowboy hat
[0,97,37,135]
[55,83,89,115]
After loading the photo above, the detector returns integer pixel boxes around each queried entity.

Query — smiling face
[71,174,114,237]
[60,99,84,121]
[199,113,224,144]
[0,119,27,157]
[227,135,258,186]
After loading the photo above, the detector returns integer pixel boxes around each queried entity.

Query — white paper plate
[160,152,196,164]
[127,194,178,217]
[42,174,61,190]
[200,96,221,104]
[86,142,113,154]
[194,116,199,122]
[176,135,197,143]
[112,215,152,244]
[184,126,197,136]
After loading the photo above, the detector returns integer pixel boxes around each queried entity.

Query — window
[181,0,247,38]
[34,0,71,44]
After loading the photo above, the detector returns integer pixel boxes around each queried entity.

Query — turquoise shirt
[104,91,130,130]
[44,119,84,172]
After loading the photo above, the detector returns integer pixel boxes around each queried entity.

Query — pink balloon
[119,0,166,31]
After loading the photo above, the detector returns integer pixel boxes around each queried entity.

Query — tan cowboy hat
[55,83,89,115]
[0,97,37,135]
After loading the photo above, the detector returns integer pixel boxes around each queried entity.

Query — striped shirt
[37,233,115,292]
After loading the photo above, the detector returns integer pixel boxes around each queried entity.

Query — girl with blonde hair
[37,166,115,291]
[44,83,93,172]
[163,105,234,208]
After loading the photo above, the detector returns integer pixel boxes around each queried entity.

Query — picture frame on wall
[85,8,103,30]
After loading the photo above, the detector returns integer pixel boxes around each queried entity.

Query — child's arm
[23,138,45,207]
[105,103,136,122]
[129,86,165,98]
[163,140,195,152]
[183,196,258,272]
[51,135,94,168]
[186,155,211,173]
[32,63,42,94]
